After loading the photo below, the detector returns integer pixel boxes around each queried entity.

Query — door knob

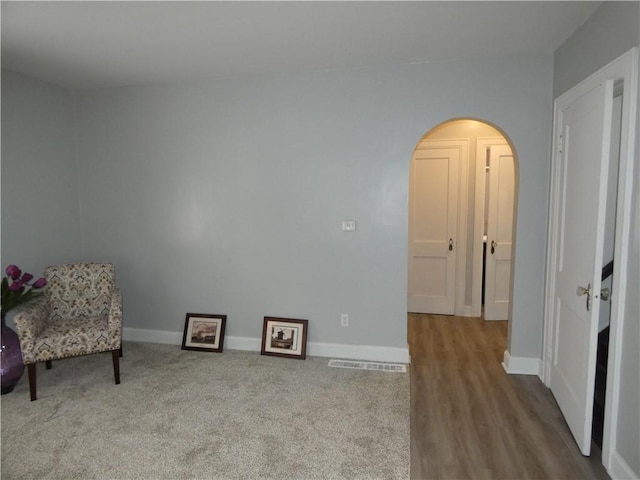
[577,283,591,311]
[600,288,610,301]
[449,238,454,251]
[490,240,497,255]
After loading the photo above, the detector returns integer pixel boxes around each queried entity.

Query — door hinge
[558,135,564,154]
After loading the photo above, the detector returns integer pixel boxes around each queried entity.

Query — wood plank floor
[409,314,610,480]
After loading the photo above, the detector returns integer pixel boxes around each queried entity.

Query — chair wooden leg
[112,350,121,385]
[27,363,37,401]
[45,360,52,370]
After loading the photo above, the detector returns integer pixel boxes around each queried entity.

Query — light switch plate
[341,220,356,231]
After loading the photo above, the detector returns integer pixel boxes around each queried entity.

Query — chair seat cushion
[32,316,113,362]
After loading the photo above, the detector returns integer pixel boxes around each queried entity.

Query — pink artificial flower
[32,277,47,289]
[21,272,34,283]
[8,281,23,291]
[6,265,21,281]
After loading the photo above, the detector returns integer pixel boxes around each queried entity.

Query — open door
[548,79,613,456]
[484,144,514,321]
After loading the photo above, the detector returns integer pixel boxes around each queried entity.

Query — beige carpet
[1,342,409,479]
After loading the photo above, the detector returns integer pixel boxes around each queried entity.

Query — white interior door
[549,80,613,456]
[408,145,459,314]
[484,145,514,321]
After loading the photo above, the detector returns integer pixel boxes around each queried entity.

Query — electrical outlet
[341,313,349,327]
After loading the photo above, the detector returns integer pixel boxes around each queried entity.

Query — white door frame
[409,124,518,319]
[543,47,638,469]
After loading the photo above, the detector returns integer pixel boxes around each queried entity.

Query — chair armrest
[13,298,49,364]
[108,289,123,349]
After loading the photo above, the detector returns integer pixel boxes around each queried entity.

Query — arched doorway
[407,118,519,321]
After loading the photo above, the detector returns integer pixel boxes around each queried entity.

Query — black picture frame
[261,317,308,360]
[182,313,226,352]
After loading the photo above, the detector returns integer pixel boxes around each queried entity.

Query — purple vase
[1,312,25,394]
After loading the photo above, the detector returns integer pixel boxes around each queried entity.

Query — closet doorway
[408,119,518,320]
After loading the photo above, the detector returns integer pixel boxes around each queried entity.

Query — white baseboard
[502,350,542,378]
[608,450,639,480]
[123,327,410,364]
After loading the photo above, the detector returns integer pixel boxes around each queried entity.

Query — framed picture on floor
[182,313,226,352]
[261,317,308,360]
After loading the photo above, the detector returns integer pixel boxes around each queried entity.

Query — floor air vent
[328,359,407,373]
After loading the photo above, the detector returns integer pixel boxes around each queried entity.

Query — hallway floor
[409,314,610,479]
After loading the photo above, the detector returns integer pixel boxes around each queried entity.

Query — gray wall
[1,70,82,308]
[73,55,553,354]
[554,1,640,98]
[554,1,640,476]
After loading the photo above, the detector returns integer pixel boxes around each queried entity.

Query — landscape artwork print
[182,313,226,352]
[261,317,308,360]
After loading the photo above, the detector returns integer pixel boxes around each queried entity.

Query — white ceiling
[1,1,601,90]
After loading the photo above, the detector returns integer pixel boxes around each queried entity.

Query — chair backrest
[45,263,115,320]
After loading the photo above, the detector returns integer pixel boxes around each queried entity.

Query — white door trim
[543,47,638,469]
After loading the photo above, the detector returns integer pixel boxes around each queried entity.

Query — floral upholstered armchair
[13,263,123,401]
